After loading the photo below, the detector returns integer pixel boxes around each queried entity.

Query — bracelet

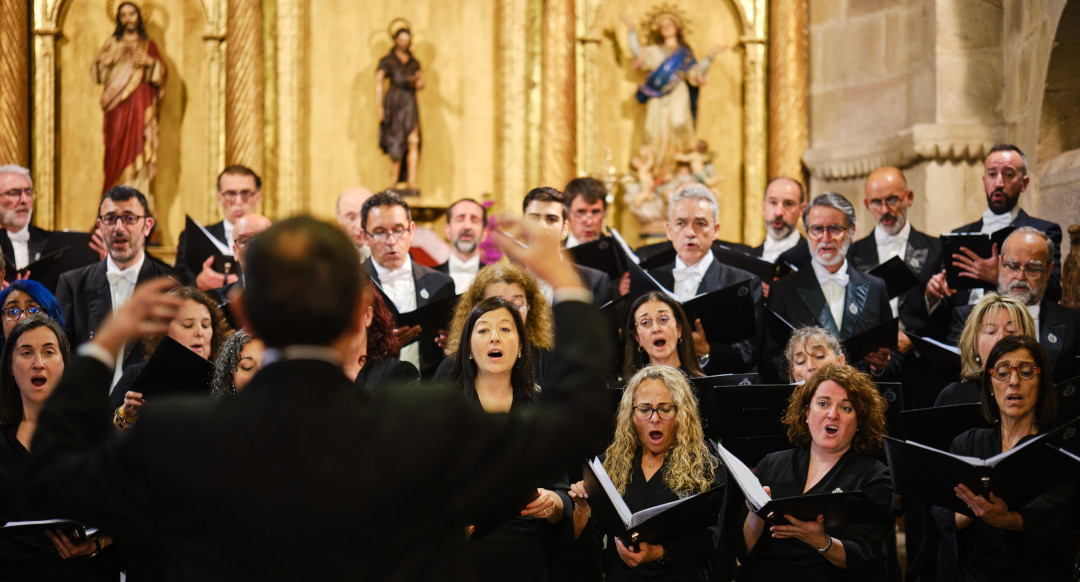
[116,406,136,423]
[816,535,833,554]
[574,507,591,518]
[113,408,135,430]
[95,536,106,551]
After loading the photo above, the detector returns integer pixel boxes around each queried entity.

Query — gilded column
[0,0,29,167]
[226,0,265,175]
[767,0,808,182]
[539,0,575,188]
[31,1,61,230]
[274,0,303,216]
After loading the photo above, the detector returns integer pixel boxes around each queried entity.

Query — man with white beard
[0,165,50,271]
[766,193,894,378]
[434,198,486,294]
[947,227,1080,382]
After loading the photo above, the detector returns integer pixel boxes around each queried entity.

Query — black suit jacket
[750,236,813,272]
[55,255,180,359]
[650,259,764,374]
[0,225,50,271]
[576,263,612,306]
[848,226,944,335]
[947,298,1080,383]
[363,258,456,378]
[174,220,227,281]
[952,209,1063,302]
[26,301,613,580]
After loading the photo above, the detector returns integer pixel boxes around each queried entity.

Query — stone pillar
[539,0,575,189]
[0,0,29,168]
[226,0,265,175]
[768,0,808,182]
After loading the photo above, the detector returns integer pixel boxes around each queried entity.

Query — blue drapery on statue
[634,46,700,122]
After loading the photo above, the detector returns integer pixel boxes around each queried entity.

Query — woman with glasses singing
[0,280,65,352]
[740,365,894,581]
[621,291,703,383]
[568,365,725,581]
[935,334,1075,580]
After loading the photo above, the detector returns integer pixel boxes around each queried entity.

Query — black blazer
[25,300,613,580]
[576,263,612,306]
[363,258,456,378]
[0,225,50,270]
[55,255,180,363]
[650,258,764,374]
[848,226,944,335]
[174,220,227,281]
[947,298,1080,383]
[951,209,1063,302]
[749,236,813,271]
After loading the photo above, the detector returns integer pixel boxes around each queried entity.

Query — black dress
[739,446,894,581]
[377,49,421,163]
[353,357,419,392]
[932,428,1076,581]
[0,425,121,581]
[933,380,980,407]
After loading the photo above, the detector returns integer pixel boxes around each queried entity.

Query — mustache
[1008,280,1032,293]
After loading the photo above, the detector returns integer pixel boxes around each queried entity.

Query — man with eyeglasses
[947,227,1079,382]
[0,165,51,272]
[937,144,1063,306]
[55,186,179,375]
[174,165,263,291]
[360,191,454,377]
[647,183,764,375]
[848,167,944,337]
[766,193,893,380]
[563,177,609,248]
[209,213,272,327]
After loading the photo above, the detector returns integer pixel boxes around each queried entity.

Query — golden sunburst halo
[106,0,153,24]
[640,3,691,38]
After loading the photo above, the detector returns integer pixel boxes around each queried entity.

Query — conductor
[25,216,613,579]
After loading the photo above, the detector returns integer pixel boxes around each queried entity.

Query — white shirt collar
[981,206,1020,233]
[223,219,235,249]
[674,247,714,274]
[7,225,29,243]
[373,255,413,280]
[811,257,849,285]
[449,253,480,273]
[565,232,582,248]
[762,229,801,262]
[106,252,146,278]
[874,219,911,245]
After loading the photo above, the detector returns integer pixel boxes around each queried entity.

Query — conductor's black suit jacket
[26,300,613,580]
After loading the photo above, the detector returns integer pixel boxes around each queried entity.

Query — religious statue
[376,19,424,195]
[622,5,724,183]
[93,1,165,199]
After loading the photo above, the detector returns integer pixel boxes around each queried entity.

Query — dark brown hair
[782,364,888,454]
[980,334,1057,427]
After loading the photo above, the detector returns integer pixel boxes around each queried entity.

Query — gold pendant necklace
[646,454,666,469]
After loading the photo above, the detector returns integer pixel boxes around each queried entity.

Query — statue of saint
[93,1,165,199]
[376,20,424,194]
[622,7,723,182]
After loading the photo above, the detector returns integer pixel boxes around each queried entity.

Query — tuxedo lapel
[86,263,112,340]
[411,263,434,307]
[840,279,870,339]
[794,270,840,336]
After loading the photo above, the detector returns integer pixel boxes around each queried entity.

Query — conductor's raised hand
[93,277,183,354]
[493,218,583,292]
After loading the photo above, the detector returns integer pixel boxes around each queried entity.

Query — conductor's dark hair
[361,191,412,231]
[522,187,568,221]
[99,185,152,218]
[243,216,364,348]
[113,2,148,40]
[564,177,608,210]
[450,297,537,406]
[981,334,1057,427]
[0,316,70,424]
[217,165,262,192]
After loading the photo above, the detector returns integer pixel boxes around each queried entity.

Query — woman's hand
[521,488,563,523]
[569,481,591,539]
[45,531,105,559]
[615,537,663,567]
[122,391,145,420]
[769,514,830,550]
[691,319,709,357]
[954,484,1023,531]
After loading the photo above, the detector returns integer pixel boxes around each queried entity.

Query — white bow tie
[672,267,697,283]
[106,271,137,287]
[818,272,849,288]
[381,268,412,284]
[982,209,1013,233]
[8,229,29,243]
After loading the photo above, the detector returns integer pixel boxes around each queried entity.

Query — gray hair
[668,183,719,223]
[784,326,846,381]
[211,329,253,397]
[803,192,856,230]
[0,165,32,188]
[1004,226,1055,261]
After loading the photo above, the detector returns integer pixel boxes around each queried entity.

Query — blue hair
[0,280,66,352]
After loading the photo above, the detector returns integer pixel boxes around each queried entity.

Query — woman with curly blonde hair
[740,364,894,581]
[568,365,725,580]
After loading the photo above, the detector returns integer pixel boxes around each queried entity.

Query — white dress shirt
[565,232,583,249]
[761,229,801,264]
[222,219,235,251]
[1027,303,1041,338]
[447,254,480,295]
[7,225,30,269]
[812,259,850,331]
[875,220,911,318]
[105,253,145,389]
[672,250,714,302]
[373,256,419,369]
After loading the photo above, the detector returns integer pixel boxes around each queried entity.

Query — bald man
[847,166,943,336]
[211,213,272,327]
[337,186,373,262]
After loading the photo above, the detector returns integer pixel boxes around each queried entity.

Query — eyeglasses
[1,188,33,200]
[806,224,849,240]
[636,314,674,331]
[98,213,145,227]
[220,189,257,200]
[633,404,678,421]
[365,229,409,243]
[1001,260,1046,278]
[990,362,1040,381]
[235,235,254,249]
[866,196,902,210]
[2,306,42,321]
